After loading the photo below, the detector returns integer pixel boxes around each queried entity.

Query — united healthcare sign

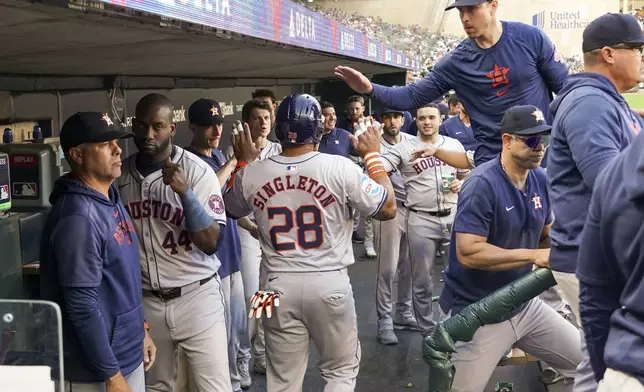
[532,10,590,30]
[525,0,619,56]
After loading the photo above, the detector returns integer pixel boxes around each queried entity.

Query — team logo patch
[286,165,297,172]
[531,109,545,122]
[101,113,114,126]
[360,175,382,196]
[531,193,543,210]
[208,194,225,215]
[486,64,510,97]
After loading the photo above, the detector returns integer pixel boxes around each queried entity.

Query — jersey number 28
[268,205,323,251]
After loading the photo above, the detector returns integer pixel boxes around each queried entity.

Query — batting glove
[249,290,280,319]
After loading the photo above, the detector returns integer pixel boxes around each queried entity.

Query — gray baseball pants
[238,228,265,363]
[221,271,251,392]
[374,204,413,326]
[443,297,582,392]
[143,276,231,392]
[552,270,599,392]
[406,209,453,335]
[261,268,361,392]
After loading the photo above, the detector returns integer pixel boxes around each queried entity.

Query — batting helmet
[274,94,324,145]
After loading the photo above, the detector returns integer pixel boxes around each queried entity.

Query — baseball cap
[500,105,551,136]
[582,13,644,53]
[437,103,450,120]
[60,112,132,152]
[445,0,486,11]
[380,107,404,116]
[188,98,226,126]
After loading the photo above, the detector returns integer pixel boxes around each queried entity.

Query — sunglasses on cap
[512,134,550,149]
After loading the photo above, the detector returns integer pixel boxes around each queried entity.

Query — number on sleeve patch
[208,194,225,215]
[360,175,382,196]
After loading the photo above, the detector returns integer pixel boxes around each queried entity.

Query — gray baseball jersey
[224,151,387,272]
[381,132,412,204]
[118,146,227,290]
[382,135,467,212]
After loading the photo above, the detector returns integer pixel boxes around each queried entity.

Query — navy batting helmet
[275,94,324,145]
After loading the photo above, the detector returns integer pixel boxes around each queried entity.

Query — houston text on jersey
[412,156,448,174]
[124,199,185,228]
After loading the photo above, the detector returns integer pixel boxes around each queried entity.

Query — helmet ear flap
[313,118,324,144]
[274,121,291,144]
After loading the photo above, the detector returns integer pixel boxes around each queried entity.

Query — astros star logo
[531,110,545,122]
[210,106,219,116]
[486,64,510,97]
[532,193,543,210]
[102,114,114,126]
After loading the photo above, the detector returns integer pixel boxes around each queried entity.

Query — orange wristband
[363,151,387,180]
[225,161,248,193]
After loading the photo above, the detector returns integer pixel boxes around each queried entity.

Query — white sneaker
[365,247,377,258]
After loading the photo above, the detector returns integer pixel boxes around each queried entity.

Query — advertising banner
[96,0,420,71]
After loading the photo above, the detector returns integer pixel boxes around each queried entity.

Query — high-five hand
[410,145,439,162]
[349,118,382,156]
[353,117,382,137]
[231,121,261,163]
[334,66,374,95]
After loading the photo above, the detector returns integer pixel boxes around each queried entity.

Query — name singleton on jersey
[252,175,337,210]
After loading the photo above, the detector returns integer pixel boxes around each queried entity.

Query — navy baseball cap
[500,105,551,136]
[60,112,132,152]
[582,13,644,53]
[188,98,225,126]
[445,0,486,11]
[380,107,404,116]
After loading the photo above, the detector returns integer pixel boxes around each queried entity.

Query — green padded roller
[423,268,557,392]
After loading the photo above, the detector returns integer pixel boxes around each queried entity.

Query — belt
[404,205,452,218]
[148,274,216,302]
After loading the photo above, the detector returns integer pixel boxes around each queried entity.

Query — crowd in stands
[296,1,585,78]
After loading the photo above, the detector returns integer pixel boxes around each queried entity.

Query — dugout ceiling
[0,0,405,90]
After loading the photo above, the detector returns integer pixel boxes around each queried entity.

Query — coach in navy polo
[317,101,354,157]
[439,105,581,392]
[577,130,644,389]
[40,112,155,391]
[186,98,253,391]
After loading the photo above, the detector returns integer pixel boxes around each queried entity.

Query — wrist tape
[363,151,387,180]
